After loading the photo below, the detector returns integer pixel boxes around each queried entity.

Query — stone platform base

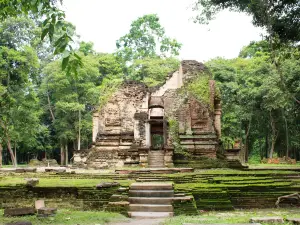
[115,168,194,174]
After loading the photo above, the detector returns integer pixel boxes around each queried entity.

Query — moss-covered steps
[128,183,174,218]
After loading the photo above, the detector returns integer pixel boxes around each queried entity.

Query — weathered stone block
[45,168,66,173]
[24,168,37,173]
[35,200,45,210]
[24,178,39,187]
[5,221,32,225]
[4,207,35,217]
[15,168,25,173]
[286,218,300,224]
[250,217,284,223]
[96,182,120,189]
[37,207,57,217]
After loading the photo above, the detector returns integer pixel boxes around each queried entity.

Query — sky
[63,0,264,62]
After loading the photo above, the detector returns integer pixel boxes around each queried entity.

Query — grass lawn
[165,208,300,225]
[249,163,300,169]
[0,177,133,187]
[0,209,127,225]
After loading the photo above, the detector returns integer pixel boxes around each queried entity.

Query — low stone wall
[0,170,299,215]
[0,185,125,211]
[172,196,198,216]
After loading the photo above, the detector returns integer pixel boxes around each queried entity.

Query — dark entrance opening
[151,123,164,149]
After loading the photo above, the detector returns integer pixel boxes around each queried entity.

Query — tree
[130,57,180,86]
[0,0,82,74]
[0,45,40,166]
[79,41,95,56]
[193,0,300,43]
[116,14,182,64]
[207,40,300,162]
[40,52,115,165]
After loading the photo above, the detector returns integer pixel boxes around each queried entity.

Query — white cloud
[63,0,264,61]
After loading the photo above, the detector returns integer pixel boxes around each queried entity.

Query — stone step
[129,190,174,197]
[137,178,172,182]
[128,211,173,218]
[148,165,165,168]
[250,217,284,223]
[130,183,173,190]
[129,197,173,204]
[129,204,173,212]
[286,218,300,224]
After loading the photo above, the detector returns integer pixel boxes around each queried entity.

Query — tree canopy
[193,0,300,43]
[116,14,182,63]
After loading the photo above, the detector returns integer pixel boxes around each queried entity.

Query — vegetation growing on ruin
[168,118,190,157]
[130,57,180,87]
[186,72,212,108]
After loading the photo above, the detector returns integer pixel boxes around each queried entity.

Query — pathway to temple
[128,182,174,218]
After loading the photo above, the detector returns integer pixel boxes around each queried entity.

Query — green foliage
[0,0,83,75]
[186,72,211,108]
[130,57,180,87]
[193,0,300,43]
[97,54,123,110]
[168,118,190,157]
[116,14,182,63]
[0,17,41,164]
[207,41,300,161]
[79,41,95,56]
[40,52,103,149]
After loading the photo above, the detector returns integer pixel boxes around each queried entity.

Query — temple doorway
[151,123,164,150]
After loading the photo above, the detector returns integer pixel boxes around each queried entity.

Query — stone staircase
[128,183,174,218]
[179,133,218,158]
[148,150,165,168]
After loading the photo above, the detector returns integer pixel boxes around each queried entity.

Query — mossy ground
[0,177,133,187]
[165,208,300,225]
[0,209,127,225]
[0,168,299,222]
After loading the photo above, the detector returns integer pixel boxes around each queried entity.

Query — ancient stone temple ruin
[74,60,222,168]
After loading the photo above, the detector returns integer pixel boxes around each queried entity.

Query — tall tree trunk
[65,144,68,166]
[46,85,55,122]
[269,111,278,159]
[0,121,16,166]
[265,133,269,158]
[244,119,252,163]
[0,143,2,168]
[282,110,289,157]
[60,143,65,166]
[78,110,81,151]
[14,141,17,167]
[7,138,16,167]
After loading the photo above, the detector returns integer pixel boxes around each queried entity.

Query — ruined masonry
[74,60,222,168]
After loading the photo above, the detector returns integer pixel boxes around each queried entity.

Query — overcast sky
[63,0,264,62]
